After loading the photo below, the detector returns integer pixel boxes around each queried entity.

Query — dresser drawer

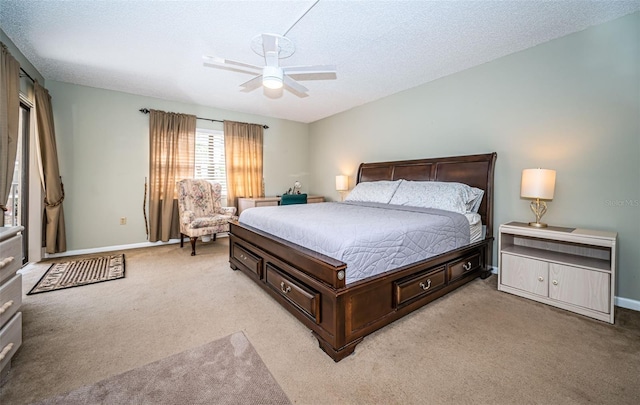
[0,235,22,285]
[255,201,278,208]
[394,266,446,307]
[265,264,320,323]
[0,273,22,328]
[0,312,22,372]
[231,243,263,279]
[448,253,481,282]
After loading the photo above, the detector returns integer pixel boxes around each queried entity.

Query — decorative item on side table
[284,181,302,195]
[293,181,302,194]
[521,168,556,228]
[335,175,348,201]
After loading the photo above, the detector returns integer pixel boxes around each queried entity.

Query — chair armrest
[181,210,196,225]
[218,206,237,216]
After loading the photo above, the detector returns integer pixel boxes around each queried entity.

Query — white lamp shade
[335,175,349,191]
[521,169,556,199]
[262,66,283,89]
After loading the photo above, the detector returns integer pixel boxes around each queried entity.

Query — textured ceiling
[1,1,638,123]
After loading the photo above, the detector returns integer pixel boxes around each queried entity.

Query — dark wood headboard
[356,153,497,237]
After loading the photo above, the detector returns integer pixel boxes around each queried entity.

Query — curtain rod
[19,67,35,83]
[138,108,269,129]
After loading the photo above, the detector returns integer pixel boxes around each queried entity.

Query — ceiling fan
[203,33,337,98]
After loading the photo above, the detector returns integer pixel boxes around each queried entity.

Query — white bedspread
[239,202,474,284]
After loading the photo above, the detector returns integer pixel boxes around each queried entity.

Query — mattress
[239,201,479,284]
[464,212,483,243]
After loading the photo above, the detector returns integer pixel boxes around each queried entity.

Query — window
[194,128,227,201]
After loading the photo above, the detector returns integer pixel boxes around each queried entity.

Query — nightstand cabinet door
[501,254,549,297]
[549,263,610,313]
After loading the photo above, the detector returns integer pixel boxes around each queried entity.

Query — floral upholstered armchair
[176,179,238,255]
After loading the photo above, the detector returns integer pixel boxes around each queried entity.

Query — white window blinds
[194,128,227,199]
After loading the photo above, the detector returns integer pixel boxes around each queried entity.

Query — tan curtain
[0,43,21,214]
[34,82,67,253]
[224,121,264,207]
[148,109,195,242]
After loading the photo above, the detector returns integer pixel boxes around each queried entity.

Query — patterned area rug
[28,254,125,295]
[33,331,291,405]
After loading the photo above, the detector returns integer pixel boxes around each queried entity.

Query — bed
[228,152,497,361]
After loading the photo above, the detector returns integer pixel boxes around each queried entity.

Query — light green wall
[47,81,309,251]
[308,13,640,302]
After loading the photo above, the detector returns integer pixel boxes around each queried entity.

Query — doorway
[4,102,30,264]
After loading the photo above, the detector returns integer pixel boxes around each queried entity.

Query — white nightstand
[498,222,617,323]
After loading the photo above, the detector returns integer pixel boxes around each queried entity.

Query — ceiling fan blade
[282,65,337,75]
[239,75,264,92]
[202,56,262,74]
[283,75,309,98]
[288,72,337,81]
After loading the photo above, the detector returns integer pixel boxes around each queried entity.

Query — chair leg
[180,233,184,248]
[213,233,217,241]
[190,237,197,256]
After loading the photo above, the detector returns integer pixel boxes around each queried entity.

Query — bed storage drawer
[265,264,320,323]
[394,266,446,307]
[448,253,481,282]
[231,243,263,278]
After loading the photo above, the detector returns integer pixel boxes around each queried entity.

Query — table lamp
[520,168,556,228]
[335,175,348,201]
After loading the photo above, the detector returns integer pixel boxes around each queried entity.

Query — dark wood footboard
[230,220,493,361]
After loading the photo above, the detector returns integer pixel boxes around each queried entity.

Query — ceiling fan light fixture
[262,66,283,89]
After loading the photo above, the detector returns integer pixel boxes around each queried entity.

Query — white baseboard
[43,234,229,260]
[44,239,181,259]
[615,296,640,311]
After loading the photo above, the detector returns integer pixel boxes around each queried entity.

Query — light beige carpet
[33,331,290,405]
[2,238,640,404]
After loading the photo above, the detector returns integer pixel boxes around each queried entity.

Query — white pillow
[344,180,402,204]
[388,180,484,214]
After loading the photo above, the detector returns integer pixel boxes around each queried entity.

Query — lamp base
[528,199,549,228]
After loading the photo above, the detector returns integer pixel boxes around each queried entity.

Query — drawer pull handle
[0,257,15,269]
[0,343,14,361]
[462,261,472,271]
[419,279,432,291]
[538,276,544,282]
[0,300,14,314]
[552,280,558,286]
[280,281,291,294]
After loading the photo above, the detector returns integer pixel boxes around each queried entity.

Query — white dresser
[0,226,23,381]
[237,196,325,215]
[498,222,616,323]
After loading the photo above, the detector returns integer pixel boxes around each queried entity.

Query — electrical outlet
[120,217,127,225]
